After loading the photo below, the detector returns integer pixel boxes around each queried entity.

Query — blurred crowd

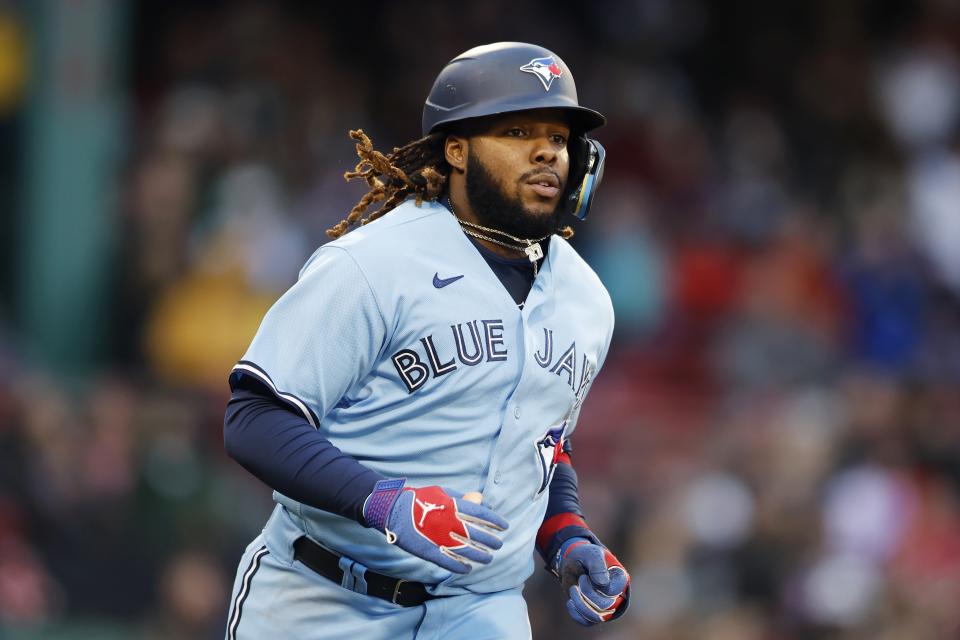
[2,1,960,638]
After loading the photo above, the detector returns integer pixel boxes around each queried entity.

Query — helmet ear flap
[563,137,605,220]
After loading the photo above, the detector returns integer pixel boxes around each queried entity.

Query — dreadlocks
[327,128,575,240]
[326,130,449,239]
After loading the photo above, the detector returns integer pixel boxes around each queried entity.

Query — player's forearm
[223,388,384,524]
[544,460,582,519]
[536,460,600,564]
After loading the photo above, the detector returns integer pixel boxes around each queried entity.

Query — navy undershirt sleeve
[544,457,584,520]
[223,373,384,525]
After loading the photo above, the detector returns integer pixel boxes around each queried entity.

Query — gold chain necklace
[447,198,549,276]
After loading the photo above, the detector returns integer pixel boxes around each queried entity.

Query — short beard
[464,148,563,239]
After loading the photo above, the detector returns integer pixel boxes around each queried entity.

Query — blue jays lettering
[391,323,593,396]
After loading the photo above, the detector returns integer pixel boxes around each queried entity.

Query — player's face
[465,111,571,238]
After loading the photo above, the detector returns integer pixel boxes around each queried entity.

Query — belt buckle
[391,578,410,605]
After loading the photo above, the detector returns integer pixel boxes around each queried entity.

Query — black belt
[292,536,438,607]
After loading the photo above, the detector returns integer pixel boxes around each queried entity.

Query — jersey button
[514,407,521,420]
[494,471,503,484]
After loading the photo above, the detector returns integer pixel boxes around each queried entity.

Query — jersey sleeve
[230,245,388,426]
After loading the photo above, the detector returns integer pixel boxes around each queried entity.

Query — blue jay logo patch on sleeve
[535,424,567,495]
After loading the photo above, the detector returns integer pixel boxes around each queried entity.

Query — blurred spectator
[141,550,228,640]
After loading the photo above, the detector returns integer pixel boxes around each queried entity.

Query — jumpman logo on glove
[415,499,446,527]
[364,479,509,574]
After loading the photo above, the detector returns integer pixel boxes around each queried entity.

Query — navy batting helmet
[423,42,607,220]
[422,42,605,136]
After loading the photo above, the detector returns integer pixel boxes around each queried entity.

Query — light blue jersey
[233,198,613,595]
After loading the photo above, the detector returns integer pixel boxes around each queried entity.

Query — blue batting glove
[363,478,509,574]
[555,537,630,626]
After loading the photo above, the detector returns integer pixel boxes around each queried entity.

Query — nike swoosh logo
[433,273,464,288]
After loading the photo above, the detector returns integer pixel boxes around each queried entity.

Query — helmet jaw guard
[565,138,606,221]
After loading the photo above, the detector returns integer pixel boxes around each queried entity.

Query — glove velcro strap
[559,537,592,560]
[536,512,602,572]
[363,478,406,531]
[553,537,592,575]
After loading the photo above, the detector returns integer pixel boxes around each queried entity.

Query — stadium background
[2,0,960,638]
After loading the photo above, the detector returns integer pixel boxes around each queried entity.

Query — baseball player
[222,42,630,639]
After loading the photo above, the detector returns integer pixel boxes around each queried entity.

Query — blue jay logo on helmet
[520,56,563,91]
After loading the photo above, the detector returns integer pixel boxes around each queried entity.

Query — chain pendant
[524,242,543,263]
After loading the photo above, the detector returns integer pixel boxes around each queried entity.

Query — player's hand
[556,538,630,626]
[363,479,509,574]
